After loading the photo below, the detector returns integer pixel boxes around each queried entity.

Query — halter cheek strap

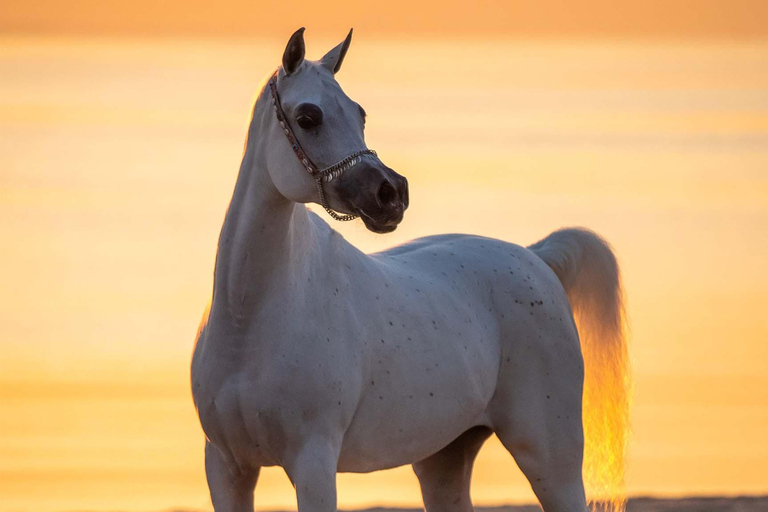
[268,71,376,222]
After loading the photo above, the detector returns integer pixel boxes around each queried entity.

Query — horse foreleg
[205,441,260,512]
[284,438,340,512]
[412,426,492,512]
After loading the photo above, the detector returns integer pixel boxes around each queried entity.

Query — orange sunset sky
[1,2,768,512]
[1,0,768,38]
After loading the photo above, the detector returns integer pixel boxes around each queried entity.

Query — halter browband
[268,70,376,222]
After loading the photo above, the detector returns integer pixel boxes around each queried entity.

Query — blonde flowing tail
[529,228,631,512]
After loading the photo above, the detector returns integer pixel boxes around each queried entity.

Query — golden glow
[1,33,767,512]
[578,299,631,511]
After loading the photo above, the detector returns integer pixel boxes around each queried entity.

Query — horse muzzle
[354,164,409,233]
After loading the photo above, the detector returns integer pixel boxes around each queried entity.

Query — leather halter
[268,71,376,222]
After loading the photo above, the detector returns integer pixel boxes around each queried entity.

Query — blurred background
[1,1,767,511]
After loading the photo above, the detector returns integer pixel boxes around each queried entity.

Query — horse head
[264,27,409,233]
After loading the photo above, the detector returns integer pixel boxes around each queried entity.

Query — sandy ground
[328,497,768,512]
[622,496,768,511]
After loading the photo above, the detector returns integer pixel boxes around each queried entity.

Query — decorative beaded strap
[268,71,376,222]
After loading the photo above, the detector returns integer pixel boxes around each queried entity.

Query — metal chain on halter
[268,71,376,222]
[314,149,376,221]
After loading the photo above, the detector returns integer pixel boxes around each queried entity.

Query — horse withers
[191,28,630,512]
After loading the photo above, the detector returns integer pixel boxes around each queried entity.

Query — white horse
[192,28,630,512]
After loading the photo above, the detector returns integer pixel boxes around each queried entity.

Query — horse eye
[297,116,317,129]
[295,103,323,130]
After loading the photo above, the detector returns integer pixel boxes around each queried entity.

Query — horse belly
[337,324,500,472]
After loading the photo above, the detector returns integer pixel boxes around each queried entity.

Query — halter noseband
[268,71,376,222]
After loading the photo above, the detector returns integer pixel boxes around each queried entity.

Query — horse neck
[211,91,319,328]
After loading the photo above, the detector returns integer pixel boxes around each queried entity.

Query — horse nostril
[377,181,398,207]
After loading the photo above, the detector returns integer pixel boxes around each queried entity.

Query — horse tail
[529,228,630,512]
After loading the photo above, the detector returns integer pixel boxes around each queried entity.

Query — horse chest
[194,366,324,468]
[193,320,362,466]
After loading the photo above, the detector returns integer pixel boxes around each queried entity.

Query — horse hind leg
[412,426,493,512]
[489,331,589,512]
[492,398,589,512]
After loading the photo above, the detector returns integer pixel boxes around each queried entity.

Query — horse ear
[282,27,306,75]
[320,28,353,74]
